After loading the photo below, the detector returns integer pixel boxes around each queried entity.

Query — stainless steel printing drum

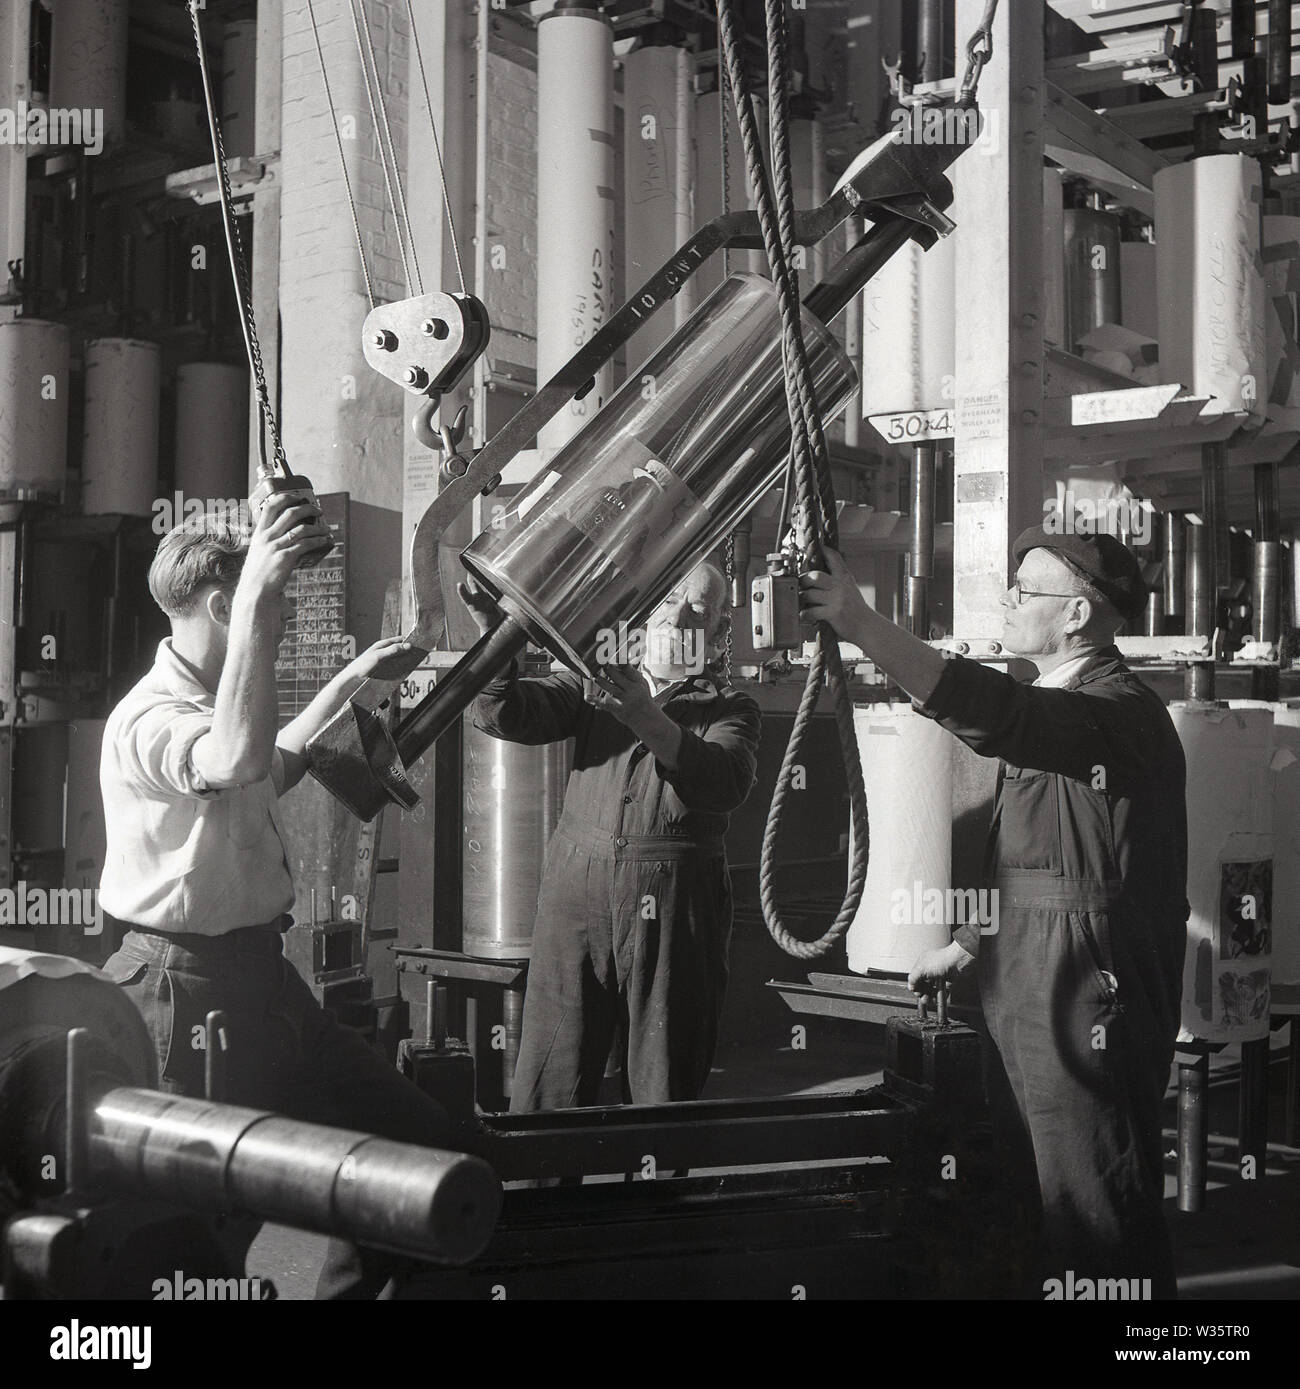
[461,274,859,676]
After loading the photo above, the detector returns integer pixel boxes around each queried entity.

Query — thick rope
[718,0,869,960]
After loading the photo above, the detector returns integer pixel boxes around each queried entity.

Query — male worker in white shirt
[99,497,450,1299]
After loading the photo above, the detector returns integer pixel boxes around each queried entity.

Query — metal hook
[437,404,472,484]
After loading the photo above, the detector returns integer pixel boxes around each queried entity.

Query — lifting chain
[188,0,287,479]
[959,0,1000,107]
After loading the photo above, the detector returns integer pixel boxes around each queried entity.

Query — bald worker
[464,561,761,1110]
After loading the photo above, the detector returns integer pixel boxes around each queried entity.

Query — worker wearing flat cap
[801,526,1187,1299]
[463,561,760,1111]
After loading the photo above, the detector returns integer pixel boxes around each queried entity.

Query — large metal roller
[88,1089,500,1264]
[0,948,501,1266]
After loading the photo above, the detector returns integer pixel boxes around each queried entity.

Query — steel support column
[951,0,1046,880]
[398,0,481,959]
[0,0,27,321]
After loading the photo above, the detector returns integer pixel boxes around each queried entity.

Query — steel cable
[188,0,287,477]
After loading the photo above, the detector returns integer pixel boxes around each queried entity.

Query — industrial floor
[247,1024,1300,1301]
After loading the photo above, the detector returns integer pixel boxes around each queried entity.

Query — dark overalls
[917,647,1188,1297]
[472,662,761,1111]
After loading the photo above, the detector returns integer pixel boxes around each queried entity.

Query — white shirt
[99,639,295,935]
[1033,652,1103,690]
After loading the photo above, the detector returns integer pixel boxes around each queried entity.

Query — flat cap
[1013,524,1149,621]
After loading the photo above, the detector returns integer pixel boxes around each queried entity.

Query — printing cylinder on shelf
[82,339,161,516]
[221,20,259,160]
[462,274,858,676]
[1155,155,1267,418]
[461,728,569,960]
[1253,540,1280,643]
[1171,704,1274,1043]
[846,705,953,976]
[0,319,71,501]
[1163,512,1186,621]
[1291,536,1300,630]
[1185,520,1209,635]
[49,0,128,149]
[1063,205,1122,352]
[1043,168,1067,351]
[174,363,250,502]
[861,223,957,414]
[536,7,615,462]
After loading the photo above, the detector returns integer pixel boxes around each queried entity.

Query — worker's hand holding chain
[240,491,331,602]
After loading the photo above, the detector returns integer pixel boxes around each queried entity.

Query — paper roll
[861,222,956,416]
[1230,700,1300,985]
[50,0,127,147]
[221,20,259,160]
[1262,215,1300,431]
[1172,704,1273,1042]
[1155,155,1267,419]
[1121,242,1159,341]
[82,338,160,516]
[847,705,954,976]
[175,363,249,502]
[0,319,70,500]
[537,9,615,461]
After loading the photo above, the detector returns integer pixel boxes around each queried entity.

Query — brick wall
[279,0,410,518]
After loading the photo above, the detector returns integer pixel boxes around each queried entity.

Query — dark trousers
[980,887,1178,1299]
[101,925,451,1299]
[510,820,732,1112]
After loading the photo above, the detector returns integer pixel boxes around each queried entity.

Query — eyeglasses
[1009,581,1078,606]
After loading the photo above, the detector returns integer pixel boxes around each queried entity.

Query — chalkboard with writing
[275,492,349,720]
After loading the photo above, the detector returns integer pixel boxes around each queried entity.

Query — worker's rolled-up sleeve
[915,654,1159,790]
[655,697,761,813]
[471,657,587,745]
[121,703,218,799]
